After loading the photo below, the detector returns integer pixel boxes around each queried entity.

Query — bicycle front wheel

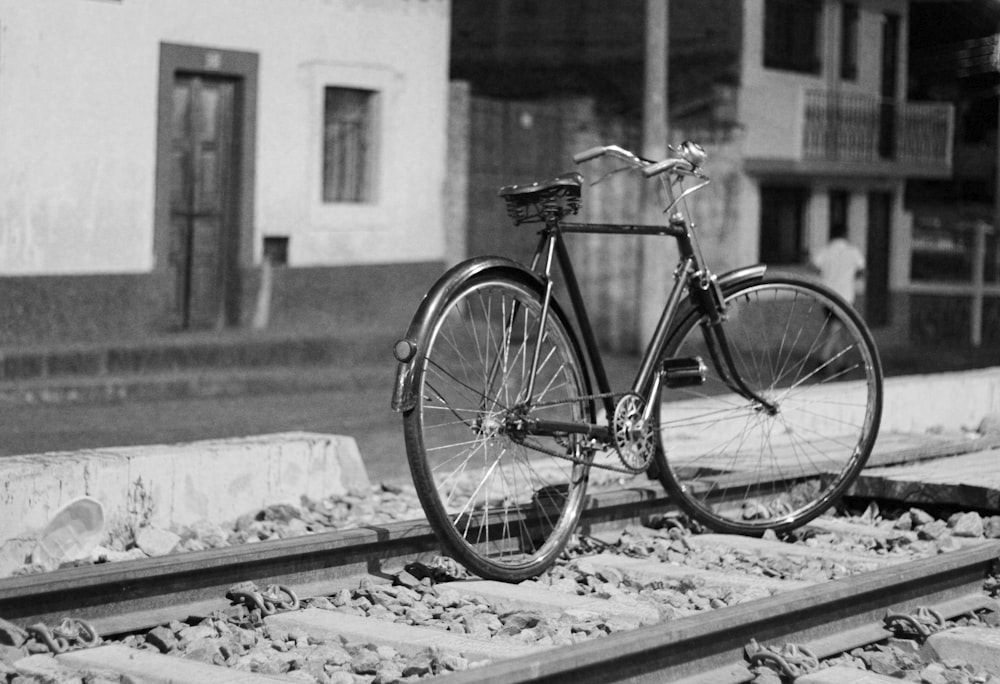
[403,270,593,581]
[654,274,882,535]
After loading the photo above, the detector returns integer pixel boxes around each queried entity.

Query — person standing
[811,226,865,374]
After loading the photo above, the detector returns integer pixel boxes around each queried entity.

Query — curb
[0,432,371,577]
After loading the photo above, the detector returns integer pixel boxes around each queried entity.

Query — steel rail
[2,436,994,639]
[436,541,1000,684]
[0,486,662,634]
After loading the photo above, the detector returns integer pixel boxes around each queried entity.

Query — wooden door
[168,74,239,330]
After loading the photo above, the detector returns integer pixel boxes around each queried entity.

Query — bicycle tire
[402,268,593,581]
[653,273,883,535]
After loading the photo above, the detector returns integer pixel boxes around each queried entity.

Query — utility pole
[644,0,669,160]
[639,0,670,344]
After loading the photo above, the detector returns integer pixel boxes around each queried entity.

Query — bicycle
[391,141,883,582]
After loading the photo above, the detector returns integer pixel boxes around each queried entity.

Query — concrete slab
[444,578,660,625]
[267,608,544,660]
[685,534,894,567]
[571,552,812,593]
[854,448,1000,510]
[926,626,1000,673]
[53,644,291,682]
[0,432,369,576]
[796,665,901,683]
[804,517,918,542]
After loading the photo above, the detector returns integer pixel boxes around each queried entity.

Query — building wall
[736,0,912,335]
[740,0,910,161]
[0,0,450,343]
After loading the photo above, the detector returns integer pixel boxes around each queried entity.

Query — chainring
[611,393,656,473]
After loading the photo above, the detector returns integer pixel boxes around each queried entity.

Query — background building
[449,0,958,350]
[0,0,450,344]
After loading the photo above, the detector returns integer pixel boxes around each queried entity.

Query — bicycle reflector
[394,339,417,363]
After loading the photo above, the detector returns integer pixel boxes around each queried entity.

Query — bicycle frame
[519,210,775,445]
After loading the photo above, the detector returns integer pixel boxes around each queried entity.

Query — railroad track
[0,491,1000,684]
[4,444,1000,682]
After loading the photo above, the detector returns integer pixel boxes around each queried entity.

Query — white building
[0,0,451,343]
[737,0,952,336]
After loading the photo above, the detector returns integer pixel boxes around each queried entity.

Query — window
[840,3,859,80]
[322,87,377,203]
[759,186,808,264]
[764,0,822,74]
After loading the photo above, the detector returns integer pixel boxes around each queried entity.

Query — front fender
[390,257,545,413]
[716,263,768,292]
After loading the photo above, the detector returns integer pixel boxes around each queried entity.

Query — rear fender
[390,257,544,413]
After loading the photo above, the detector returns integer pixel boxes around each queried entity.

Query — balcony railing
[803,90,953,172]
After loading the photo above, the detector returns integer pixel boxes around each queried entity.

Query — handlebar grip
[641,158,695,179]
[573,146,607,163]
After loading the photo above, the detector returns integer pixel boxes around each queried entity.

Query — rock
[394,570,422,589]
[951,511,984,537]
[500,611,542,636]
[375,645,398,661]
[919,662,948,684]
[246,651,290,675]
[978,415,1000,435]
[751,670,783,684]
[145,625,179,653]
[184,520,229,548]
[183,638,222,665]
[437,653,469,672]
[327,671,356,684]
[917,520,948,540]
[860,649,902,676]
[135,528,181,557]
[893,515,913,531]
[910,508,936,526]
[279,518,311,538]
[331,589,353,607]
[260,503,301,523]
[936,536,963,553]
[309,597,334,611]
[984,516,1000,539]
[176,623,216,645]
[351,649,381,675]
[373,663,404,684]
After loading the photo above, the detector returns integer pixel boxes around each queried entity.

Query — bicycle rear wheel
[403,270,593,581]
[654,274,882,535]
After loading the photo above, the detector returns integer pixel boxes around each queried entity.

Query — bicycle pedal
[661,356,707,388]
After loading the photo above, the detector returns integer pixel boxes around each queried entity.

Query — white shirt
[812,238,865,304]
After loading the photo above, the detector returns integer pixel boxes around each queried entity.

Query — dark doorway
[866,191,892,326]
[878,13,900,159]
[467,97,568,265]
[155,44,257,332]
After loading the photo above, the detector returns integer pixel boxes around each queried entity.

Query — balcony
[802,90,954,178]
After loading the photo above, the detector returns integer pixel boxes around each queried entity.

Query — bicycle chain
[499,391,659,474]
[519,435,642,474]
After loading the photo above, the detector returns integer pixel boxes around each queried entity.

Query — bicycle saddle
[498,172,583,201]
[498,172,583,224]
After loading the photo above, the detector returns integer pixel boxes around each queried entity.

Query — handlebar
[640,157,696,178]
[572,144,650,167]
[574,141,708,181]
